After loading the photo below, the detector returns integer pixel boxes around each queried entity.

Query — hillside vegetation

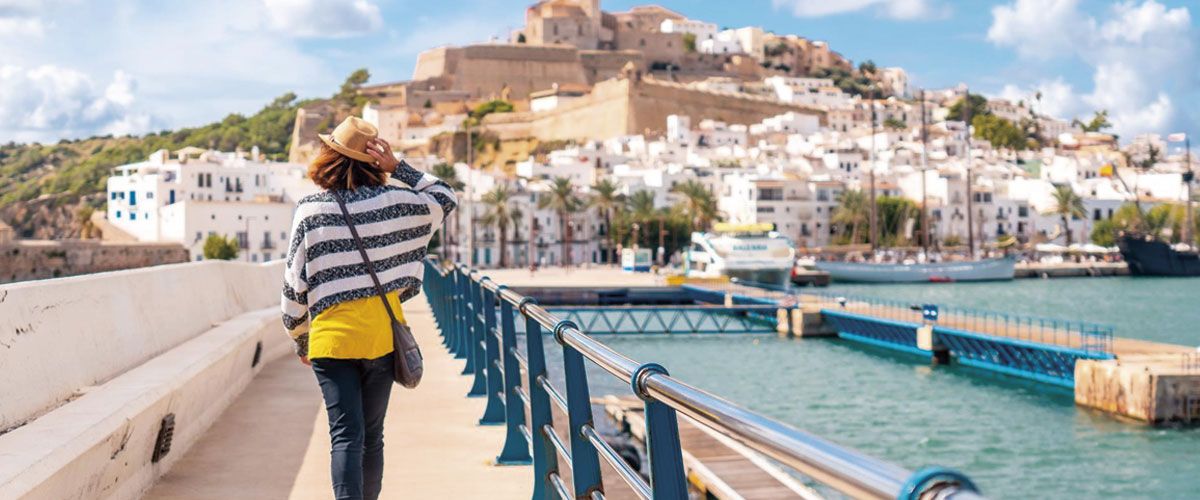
[0,69,369,239]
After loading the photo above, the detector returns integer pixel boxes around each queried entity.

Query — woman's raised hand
[366,138,400,173]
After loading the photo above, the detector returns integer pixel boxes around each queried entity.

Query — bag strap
[331,190,402,325]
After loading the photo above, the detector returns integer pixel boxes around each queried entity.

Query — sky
[0,0,1197,144]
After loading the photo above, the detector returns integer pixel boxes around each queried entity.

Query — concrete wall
[0,240,188,284]
[0,260,284,431]
[1075,357,1200,423]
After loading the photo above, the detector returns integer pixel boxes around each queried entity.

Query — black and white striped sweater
[281,161,457,356]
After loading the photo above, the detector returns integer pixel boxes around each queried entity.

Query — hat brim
[318,134,377,164]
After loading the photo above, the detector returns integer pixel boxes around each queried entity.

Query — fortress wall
[0,240,189,284]
[522,78,633,140]
[629,80,825,133]
[412,46,453,82]
[579,50,644,83]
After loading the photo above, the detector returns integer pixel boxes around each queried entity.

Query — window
[115,211,122,219]
[1093,209,1102,221]
[130,213,137,220]
[236,231,248,249]
[1018,206,1029,217]
[756,206,775,213]
[110,192,117,200]
[129,191,137,205]
[195,231,202,242]
[251,254,258,262]
[146,191,154,199]
[758,187,784,201]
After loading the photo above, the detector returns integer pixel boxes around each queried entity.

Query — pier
[697,281,1200,423]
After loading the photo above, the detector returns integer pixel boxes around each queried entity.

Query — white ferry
[685,223,796,287]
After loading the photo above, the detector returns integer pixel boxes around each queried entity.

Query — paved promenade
[144,267,653,499]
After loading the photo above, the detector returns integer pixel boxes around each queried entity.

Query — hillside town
[93,0,1194,274]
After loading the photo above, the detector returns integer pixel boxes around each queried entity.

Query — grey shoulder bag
[332,190,423,388]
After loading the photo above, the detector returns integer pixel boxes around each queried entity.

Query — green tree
[480,184,516,268]
[947,93,989,121]
[972,114,1028,150]
[589,179,624,263]
[875,195,921,246]
[469,99,514,125]
[831,189,869,244]
[334,68,371,111]
[670,179,718,235]
[682,33,697,53]
[203,234,239,260]
[537,177,583,266]
[1074,110,1112,132]
[858,59,877,76]
[1090,219,1119,246]
[430,162,463,260]
[883,117,906,130]
[1047,185,1086,245]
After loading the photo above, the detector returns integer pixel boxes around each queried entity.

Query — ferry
[685,223,796,287]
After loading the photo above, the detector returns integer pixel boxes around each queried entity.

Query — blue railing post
[467,273,488,396]
[556,320,604,498]
[453,267,469,360]
[632,363,687,500]
[479,281,506,425]
[523,301,559,500]
[496,288,533,464]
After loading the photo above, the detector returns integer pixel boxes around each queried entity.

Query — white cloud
[263,0,382,37]
[986,0,1196,138]
[0,65,154,141]
[771,0,940,20]
[0,16,43,36]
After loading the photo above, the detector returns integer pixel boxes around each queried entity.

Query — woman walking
[281,116,457,500]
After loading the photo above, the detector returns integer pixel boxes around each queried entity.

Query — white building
[719,172,816,245]
[699,30,744,55]
[659,18,717,42]
[106,149,317,261]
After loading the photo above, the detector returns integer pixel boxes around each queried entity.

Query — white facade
[699,30,744,55]
[106,149,317,261]
[659,18,717,41]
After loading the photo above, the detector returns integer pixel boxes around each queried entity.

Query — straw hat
[319,116,379,163]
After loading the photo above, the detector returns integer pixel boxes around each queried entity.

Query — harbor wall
[1075,357,1200,424]
[0,240,189,284]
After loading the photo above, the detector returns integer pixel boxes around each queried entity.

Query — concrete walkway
[145,290,532,499]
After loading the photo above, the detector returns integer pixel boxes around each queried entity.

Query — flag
[1167,133,1187,142]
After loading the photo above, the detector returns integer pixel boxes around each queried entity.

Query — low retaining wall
[0,240,189,284]
[0,308,290,500]
[0,260,284,431]
[1075,357,1200,424]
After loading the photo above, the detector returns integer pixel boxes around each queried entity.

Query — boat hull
[815,256,1017,283]
[1117,236,1200,277]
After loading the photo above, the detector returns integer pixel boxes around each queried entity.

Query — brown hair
[308,144,388,191]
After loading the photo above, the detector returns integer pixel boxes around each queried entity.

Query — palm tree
[430,163,464,261]
[480,184,515,268]
[670,180,718,235]
[590,179,624,263]
[1049,185,1086,245]
[831,190,870,244]
[538,177,583,266]
[626,190,658,248]
[509,206,524,267]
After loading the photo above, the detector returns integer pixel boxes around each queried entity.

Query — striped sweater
[281,161,457,356]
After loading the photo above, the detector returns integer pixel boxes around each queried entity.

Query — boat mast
[962,86,975,258]
[1185,135,1194,249]
[919,89,930,257]
[869,89,878,253]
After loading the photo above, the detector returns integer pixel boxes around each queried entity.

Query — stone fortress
[290,0,866,164]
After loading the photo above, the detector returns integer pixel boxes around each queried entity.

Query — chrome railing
[422,258,983,500]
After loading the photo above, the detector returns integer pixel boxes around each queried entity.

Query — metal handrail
[421,258,983,500]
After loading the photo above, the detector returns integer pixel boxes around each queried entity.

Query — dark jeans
[312,353,394,500]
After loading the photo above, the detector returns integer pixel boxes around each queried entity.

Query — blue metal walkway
[422,260,983,500]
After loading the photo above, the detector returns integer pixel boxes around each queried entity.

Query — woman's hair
[307,144,388,191]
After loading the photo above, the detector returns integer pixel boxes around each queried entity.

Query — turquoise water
[568,277,1200,498]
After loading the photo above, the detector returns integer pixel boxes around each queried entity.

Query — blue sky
[1,0,1196,143]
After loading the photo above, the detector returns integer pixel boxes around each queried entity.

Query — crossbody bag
[332,190,424,388]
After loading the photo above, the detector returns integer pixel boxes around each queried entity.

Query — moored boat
[1117,234,1200,277]
[815,255,1017,283]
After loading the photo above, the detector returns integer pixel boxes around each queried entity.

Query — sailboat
[1117,133,1199,276]
[815,87,1017,283]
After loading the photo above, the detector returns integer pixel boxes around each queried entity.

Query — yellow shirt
[308,292,404,360]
